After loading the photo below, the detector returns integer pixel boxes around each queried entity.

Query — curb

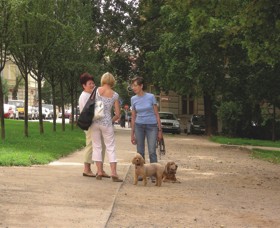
[220,144,280,152]
[104,164,131,227]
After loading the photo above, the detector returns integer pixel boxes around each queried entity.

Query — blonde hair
[101,72,116,87]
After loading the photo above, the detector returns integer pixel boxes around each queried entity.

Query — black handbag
[77,87,98,130]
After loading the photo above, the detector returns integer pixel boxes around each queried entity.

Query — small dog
[162,161,181,183]
[131,153,164,187]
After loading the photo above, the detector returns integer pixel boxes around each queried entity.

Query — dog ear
[131,157,136,164]
[140,157,145,165]
[165,162,170,173]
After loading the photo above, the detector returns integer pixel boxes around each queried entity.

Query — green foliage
[0,120,84,166]
[2,0,279,139]
[217,101,242,136]
[114,81,131,107]
[239,0,280,66]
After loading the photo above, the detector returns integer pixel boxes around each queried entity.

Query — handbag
[77,87,98,130]
[93,100,104,120]
[93,89,105,120]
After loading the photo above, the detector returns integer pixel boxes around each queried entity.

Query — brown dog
[131,153,164,187]
[162,161,181,183]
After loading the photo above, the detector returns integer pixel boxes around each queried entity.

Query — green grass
[210,136,280,148]
[210,136,280,164]
[251,149,280,164]
[0,119,85,166]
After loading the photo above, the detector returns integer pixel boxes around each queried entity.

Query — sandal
[96,175,102,180]
[96,172,111,178]
[111,176,123,182]
[83,172,96,177]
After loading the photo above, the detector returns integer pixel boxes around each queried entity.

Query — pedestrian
[120,108,126,128]
[91,72,123,182]
[127,109,131,128]
[130,76,163,181]
[79,72,110,178]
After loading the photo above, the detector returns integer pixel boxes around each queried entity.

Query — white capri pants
[91,123,117,163]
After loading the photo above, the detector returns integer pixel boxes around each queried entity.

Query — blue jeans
[135,123,158,163]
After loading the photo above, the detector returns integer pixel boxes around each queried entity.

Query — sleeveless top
[94,88,119,127]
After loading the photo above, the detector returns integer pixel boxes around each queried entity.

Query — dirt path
[106,133,280,228]
[1,129,280,228]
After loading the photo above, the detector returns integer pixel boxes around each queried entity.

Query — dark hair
[131,76,145,90]
[79,72,94,86]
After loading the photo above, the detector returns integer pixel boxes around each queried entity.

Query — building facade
[1,59,38,106]
[148,85,205,130]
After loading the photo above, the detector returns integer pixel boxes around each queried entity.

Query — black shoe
[138,177,143,181]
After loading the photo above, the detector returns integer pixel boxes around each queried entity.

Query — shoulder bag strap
[89,86,98,100]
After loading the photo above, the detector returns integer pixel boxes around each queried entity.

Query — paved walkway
[0,126,134,228]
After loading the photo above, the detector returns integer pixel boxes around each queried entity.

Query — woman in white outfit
[91,72,122,182]
[78,73,109,178]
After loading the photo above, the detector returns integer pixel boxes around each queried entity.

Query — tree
[11,73,23,100]
[89,0,138,81]
[237,0,280,140]
[239,0,280,67]
[0,0,16,140]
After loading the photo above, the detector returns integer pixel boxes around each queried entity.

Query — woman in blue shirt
[130,77,163,165]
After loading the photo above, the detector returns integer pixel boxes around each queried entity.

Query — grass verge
[0,119,85,166]
[251,149,280,164]
[210,136,280,164]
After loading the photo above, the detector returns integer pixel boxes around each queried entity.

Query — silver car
[159,112,181,134]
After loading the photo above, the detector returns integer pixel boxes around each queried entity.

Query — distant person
[8,107,14,119]
[78,72,110,178]
[120,108,126,128]
[127,109,131,128]
[130,76,163,181]
[91,72,123,182]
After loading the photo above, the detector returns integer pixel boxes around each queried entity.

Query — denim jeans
[135,123,158,163]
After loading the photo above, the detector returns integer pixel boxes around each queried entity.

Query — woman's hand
[157,130,163,141]
[131,134,137,145]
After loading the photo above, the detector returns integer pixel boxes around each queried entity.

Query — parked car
[27,106,35,120]
[159,112,181,134]
[42,104,54,119]
[186,115,206,134]
[58,109,71,119]
[41,107,52,119]
[31,107,39,119]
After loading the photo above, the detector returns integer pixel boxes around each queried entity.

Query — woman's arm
[153,104,163,140]
[130,109,136,144]
[112,99,120,123]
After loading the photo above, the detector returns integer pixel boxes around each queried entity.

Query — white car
[42,104,54,119]
[42,107,51,119]
[159,112,181,134]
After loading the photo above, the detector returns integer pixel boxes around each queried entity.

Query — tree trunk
[272,104,276,142]
[60,80,65,131]
[12,76,23,100]
[204,94,212,135]
[38,79,44,134]
[24,75,29,137]
[0,76,5,140]
[203,94,218,136]
[51,83,56,132]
